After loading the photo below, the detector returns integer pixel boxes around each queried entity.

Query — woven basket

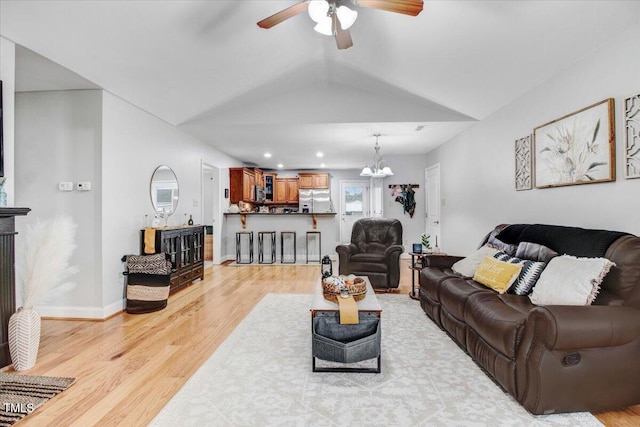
[8,307,41,371]
[322,277,366,296]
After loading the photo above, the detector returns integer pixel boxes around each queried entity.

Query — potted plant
[421,233,432,253]
[9,215,78,371]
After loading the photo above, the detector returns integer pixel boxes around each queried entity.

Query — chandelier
[308,0,358,36]
[360,134,394,178]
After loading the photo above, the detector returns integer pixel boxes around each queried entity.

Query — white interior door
[202,161,221,264]
[426,164,441,249]
[340,180,369,243]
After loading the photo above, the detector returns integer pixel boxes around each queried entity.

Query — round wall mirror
[150,165,179,217]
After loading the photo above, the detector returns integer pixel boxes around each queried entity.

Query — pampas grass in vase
[9,215,78,371]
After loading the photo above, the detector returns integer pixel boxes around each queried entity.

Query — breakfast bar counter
[224,212,339,262]
[224,212,336,229]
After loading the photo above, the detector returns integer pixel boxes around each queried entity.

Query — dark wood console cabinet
[140,226,205,293]
[1,207,31,368]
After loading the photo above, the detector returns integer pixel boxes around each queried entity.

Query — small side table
[409,252,446,300]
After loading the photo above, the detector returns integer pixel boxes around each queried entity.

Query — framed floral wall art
[534,98,615,188]
[625,93,640,179]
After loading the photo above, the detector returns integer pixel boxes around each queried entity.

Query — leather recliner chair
[336,218,404,289]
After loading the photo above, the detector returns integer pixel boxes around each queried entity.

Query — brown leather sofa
[419,224,640,415]
[336,218,403,289]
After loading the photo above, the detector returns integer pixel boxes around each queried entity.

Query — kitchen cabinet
[287,179,299,202]
[254,168,264,188]
[230,167,256,203]
[275,178,299,203]
[298,173,329,189]
[264,173,277,202]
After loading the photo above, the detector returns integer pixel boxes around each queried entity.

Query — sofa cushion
[515,242,559,263]
[452,245,500,277]
[493,252,547,296]
[349,253,388,273]
[465,292,532,359]
[487,236,518,256]
[473,256,522,294]
[439,278,491,322]
[419,267,458,301]
[529,255,615,306]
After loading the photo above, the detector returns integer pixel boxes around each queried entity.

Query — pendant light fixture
[360,134,394,178]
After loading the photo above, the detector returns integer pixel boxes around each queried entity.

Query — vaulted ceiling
[2,1,639,169]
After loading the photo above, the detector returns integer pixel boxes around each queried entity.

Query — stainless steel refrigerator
[299,189,332,213]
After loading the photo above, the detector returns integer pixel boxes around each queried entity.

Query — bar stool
[306,231,321,264]
[258,231,276,264]
[281,231,297,264]
[235,231,254,264]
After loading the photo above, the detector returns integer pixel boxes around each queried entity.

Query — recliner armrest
[336,243,359,256]
[384,244,404,258]
[528,305,640,350]
[336,243,359,275]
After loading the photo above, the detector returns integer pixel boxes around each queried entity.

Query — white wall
[15,90,103,315]
[101,91,240,315]
[382,154,428,251]
[425,23,640,256]
[12,87,240,318]
[0,37,16,204]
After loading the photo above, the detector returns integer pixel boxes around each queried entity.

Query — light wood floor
[4,259,639,426]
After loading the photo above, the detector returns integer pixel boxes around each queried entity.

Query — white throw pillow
[528,255,615,306]
[452,245,500,277]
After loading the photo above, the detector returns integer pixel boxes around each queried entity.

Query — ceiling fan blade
[333,15,354,50]
[352,0,423,16]
[257,1,309,29]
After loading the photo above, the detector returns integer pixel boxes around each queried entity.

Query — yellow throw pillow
[473,256,523,294]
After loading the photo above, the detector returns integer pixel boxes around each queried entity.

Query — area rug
[151,294,602,426]
[0,373,76,426]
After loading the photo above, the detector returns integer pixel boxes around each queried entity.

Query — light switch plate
[58,182,73,192]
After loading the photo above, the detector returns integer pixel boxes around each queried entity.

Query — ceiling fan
[257,0,424,50]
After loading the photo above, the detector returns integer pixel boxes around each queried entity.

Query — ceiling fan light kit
[336,5,358,30]
[308,1,357,36]
[308,0,330,23]
[257,0,423,50]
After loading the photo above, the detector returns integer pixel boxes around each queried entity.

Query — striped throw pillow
[493,252,547,295]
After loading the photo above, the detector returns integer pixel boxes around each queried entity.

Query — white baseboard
[35,299,125,320]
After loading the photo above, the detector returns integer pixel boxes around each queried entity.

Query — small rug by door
[151,293,602,426]
[0,373,76,426]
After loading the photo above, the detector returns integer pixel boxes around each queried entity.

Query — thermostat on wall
[76,181,92,191]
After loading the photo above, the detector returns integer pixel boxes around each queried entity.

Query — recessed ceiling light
[316,152,324,158]
[277,163,284,168]
[264,152,272,158]
[320,163,326,168]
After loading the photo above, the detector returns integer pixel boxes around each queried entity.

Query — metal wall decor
[625,93,640,179]
[515,135,532,190]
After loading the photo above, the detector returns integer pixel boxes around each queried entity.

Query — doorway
[339,180,370,243]
[426,164,441,249]
[201,161,221,265]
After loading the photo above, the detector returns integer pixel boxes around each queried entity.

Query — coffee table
[310,276,382,373]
